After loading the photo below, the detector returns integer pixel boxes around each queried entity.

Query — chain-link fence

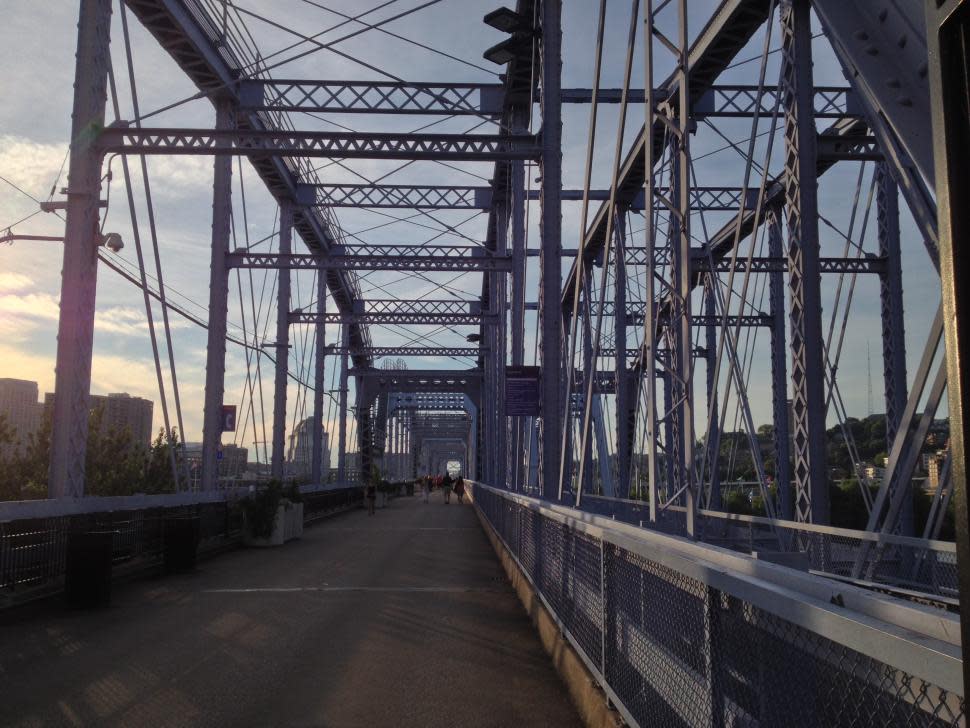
[472,482,964,728]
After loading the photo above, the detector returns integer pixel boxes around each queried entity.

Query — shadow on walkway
[0,492,581,728]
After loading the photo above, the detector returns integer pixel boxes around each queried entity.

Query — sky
[0,1,941,460]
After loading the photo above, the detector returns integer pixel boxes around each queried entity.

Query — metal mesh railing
[0,485,360,606]
[580,494,958,599]
[0,501,236,602]
[471,482,964,728]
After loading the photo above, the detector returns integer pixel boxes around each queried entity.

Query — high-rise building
[182,441,249,490]
[44,391,154,448]
[286,417,328,479]
[0,378,42,457]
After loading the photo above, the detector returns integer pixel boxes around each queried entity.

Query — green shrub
[240,481,283,539]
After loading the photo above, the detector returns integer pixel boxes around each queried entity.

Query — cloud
[0,271,34,293]
[0,135,68,198]
[102,306,188,337]
[0,291,60,342]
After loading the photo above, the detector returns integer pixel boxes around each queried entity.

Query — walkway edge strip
[472,504,625,728]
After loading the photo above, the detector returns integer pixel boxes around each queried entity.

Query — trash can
[163,515,200,573]
[65,530,116,608]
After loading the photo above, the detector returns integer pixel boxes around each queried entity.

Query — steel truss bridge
[3,0,970,724]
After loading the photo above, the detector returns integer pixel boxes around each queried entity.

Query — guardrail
[580,493,958,599]
[470,482,964,728]
[0,483,362,607]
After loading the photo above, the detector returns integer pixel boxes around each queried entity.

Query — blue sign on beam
[506,366,541,416]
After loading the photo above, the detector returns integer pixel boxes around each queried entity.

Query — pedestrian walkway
[0,492,582,727]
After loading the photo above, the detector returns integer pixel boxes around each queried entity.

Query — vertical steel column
[495,193,509,487]
[705,283,722,510]
[643,0,659,520]
[200,99,234,492]
[781,0,830,523]
[580,271,595,498]
[877,161,911,535]
[538,0,563,500]
[768,205,793,519]
[337,325,349,483]
[926,2,969,696]
[311,271,326,484]
[49,0,112,498]
[271,202,292,480]
[663,370,675,497]
[669,152,694,523]
[666,0,695,532]
[510,110,528,491]
[877,163,908,444]
[614,210,632,496]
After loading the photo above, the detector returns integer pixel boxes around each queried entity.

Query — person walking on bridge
[453,475,465,504]
[422,475,431,503]
[365,480,377,516]
[442,472,453,504]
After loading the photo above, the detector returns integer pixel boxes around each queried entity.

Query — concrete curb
[473,508,625,728]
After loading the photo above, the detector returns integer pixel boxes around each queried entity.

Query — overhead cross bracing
[41,0,954,560]
[19,0,968,719]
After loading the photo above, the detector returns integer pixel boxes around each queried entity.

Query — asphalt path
[0,492,581,728]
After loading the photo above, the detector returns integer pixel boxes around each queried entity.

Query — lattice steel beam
[695,84,857,118]
[226,248,512,273]
[97,127,541,161]
[291,310,491,326]
[239,80,855,117]
[303,184,758,211]
[525,301,770,327]
[684,255,886,274]
[336,347,481,358]
[238,80,504,115]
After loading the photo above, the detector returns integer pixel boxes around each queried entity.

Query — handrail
[0,482,359,522]
[582,492,957,552]
[470,481,962,699]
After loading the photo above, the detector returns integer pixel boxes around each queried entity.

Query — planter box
[244,502,304,547]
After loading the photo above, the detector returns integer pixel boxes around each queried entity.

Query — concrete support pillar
[271,202,292,480]
[49,0,112,498]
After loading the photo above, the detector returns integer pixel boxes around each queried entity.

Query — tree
[84,405,146,497]
[142,427,182,494]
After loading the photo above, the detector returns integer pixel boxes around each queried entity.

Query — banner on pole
[505,366,540,416]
